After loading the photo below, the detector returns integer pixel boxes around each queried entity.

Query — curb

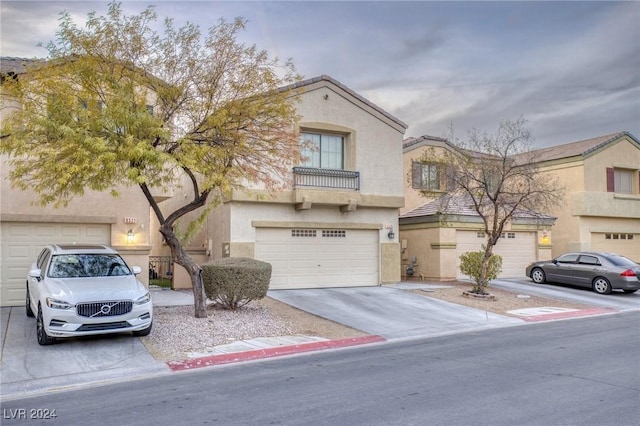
[518,307,617,322]
[166,335,386,371]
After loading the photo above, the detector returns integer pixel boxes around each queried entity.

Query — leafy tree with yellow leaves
[0,2,302,318]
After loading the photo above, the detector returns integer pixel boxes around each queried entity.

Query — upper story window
[412,162,442,191]
[300,132,344,169]
[607,167,636,194]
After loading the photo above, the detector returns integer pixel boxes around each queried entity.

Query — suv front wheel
[26,284,34,318]
[37,306,56,345]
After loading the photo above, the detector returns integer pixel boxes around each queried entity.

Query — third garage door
[456,230,536,279]
[255,228,379,289]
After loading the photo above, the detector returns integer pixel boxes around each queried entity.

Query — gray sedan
[526,252,640,294]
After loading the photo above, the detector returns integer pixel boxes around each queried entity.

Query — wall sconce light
[127,229,135,244]
[387,227,395,240]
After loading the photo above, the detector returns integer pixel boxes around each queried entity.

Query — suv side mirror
[29,269,42,281]
[131,266,142,275]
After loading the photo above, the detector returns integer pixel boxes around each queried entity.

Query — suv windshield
[48,254,131,278]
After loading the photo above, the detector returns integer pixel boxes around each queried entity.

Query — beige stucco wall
[539,136,640,257]
[296,82,405,198]
[401,142,451,214]
[380,242,401,283]
[583,138,640,192]
[399,225,458,280]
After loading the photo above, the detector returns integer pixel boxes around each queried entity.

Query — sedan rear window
[604,254,639,268]
[48,254,131,278]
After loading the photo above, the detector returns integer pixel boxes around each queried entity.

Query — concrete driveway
[268,284,523,340]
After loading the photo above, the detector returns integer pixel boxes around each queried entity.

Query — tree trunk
[477,244,495,294]
[161,225,207,318]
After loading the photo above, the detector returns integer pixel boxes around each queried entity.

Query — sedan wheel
[26,285,35,318]
[531,268,546,284]
[592,277,612,295]
[37,306,56,345]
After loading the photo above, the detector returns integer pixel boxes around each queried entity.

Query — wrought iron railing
[293,167,360,191]
[149,256,173,288]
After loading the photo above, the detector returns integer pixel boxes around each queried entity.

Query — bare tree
[416,117,563,293]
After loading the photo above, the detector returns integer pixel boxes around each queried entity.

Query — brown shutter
[606,168,614,192]
[412,162,421,189]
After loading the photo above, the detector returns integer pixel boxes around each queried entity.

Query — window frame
[299,132,345,170]
[412,161,443,191]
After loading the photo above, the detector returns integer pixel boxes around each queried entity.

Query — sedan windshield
[48,254,132,278]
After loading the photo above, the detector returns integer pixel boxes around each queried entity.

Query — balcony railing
[293,167,360,191]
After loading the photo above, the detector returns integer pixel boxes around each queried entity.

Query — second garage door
[456,230,536,279]
[255,228,379,289]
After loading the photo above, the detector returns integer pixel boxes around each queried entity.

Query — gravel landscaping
[141,281,591,362]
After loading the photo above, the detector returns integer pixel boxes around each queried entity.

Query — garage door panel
[591,233,639,261]
[256,228,379,289]
[1,222,110,307]
[456,230,535,279]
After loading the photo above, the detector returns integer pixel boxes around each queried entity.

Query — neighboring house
[159,75,407,290]
[399,132,640,281]
[399,136,554,280]
[1,58,153,307]
[520,132,640,261]
[1,62,407,306]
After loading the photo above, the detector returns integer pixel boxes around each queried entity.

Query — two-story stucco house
[399,132,640,282]
[1,63,406,306]
[399,136,554,281]
[156,75,407,290]
[523,132,640,261]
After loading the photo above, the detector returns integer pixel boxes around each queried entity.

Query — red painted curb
[166,335,386,371]
[519,307,617,322]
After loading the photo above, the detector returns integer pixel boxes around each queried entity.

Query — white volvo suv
[26,244,153,345]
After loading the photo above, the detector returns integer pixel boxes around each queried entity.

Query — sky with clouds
[1,1,639,148]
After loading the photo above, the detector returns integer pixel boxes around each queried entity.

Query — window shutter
[445,167,456,191]
[412,162,421,189]
[606,168,614,192]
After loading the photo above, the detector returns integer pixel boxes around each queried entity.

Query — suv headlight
[46,297,73,310]
[134,292,151,305]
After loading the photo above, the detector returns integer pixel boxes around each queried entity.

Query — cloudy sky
[2,1,639,148]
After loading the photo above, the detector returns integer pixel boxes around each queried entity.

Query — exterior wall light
[127,229,135,244]
[387,227,395,240]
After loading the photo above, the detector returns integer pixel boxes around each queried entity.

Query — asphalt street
[1,311,638,426]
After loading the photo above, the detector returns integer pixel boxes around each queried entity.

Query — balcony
[293,167,360,191]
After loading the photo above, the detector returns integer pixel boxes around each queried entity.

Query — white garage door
[456,230,536,279]
[1,222,111,307]
[255,228,379,289]
[591,232,639,262]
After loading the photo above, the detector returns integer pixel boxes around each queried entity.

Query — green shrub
[459,250,503,294]
[202,257,272,310]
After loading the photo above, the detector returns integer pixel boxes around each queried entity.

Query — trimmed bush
[459,250,503,294]
[202,257,272,309]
